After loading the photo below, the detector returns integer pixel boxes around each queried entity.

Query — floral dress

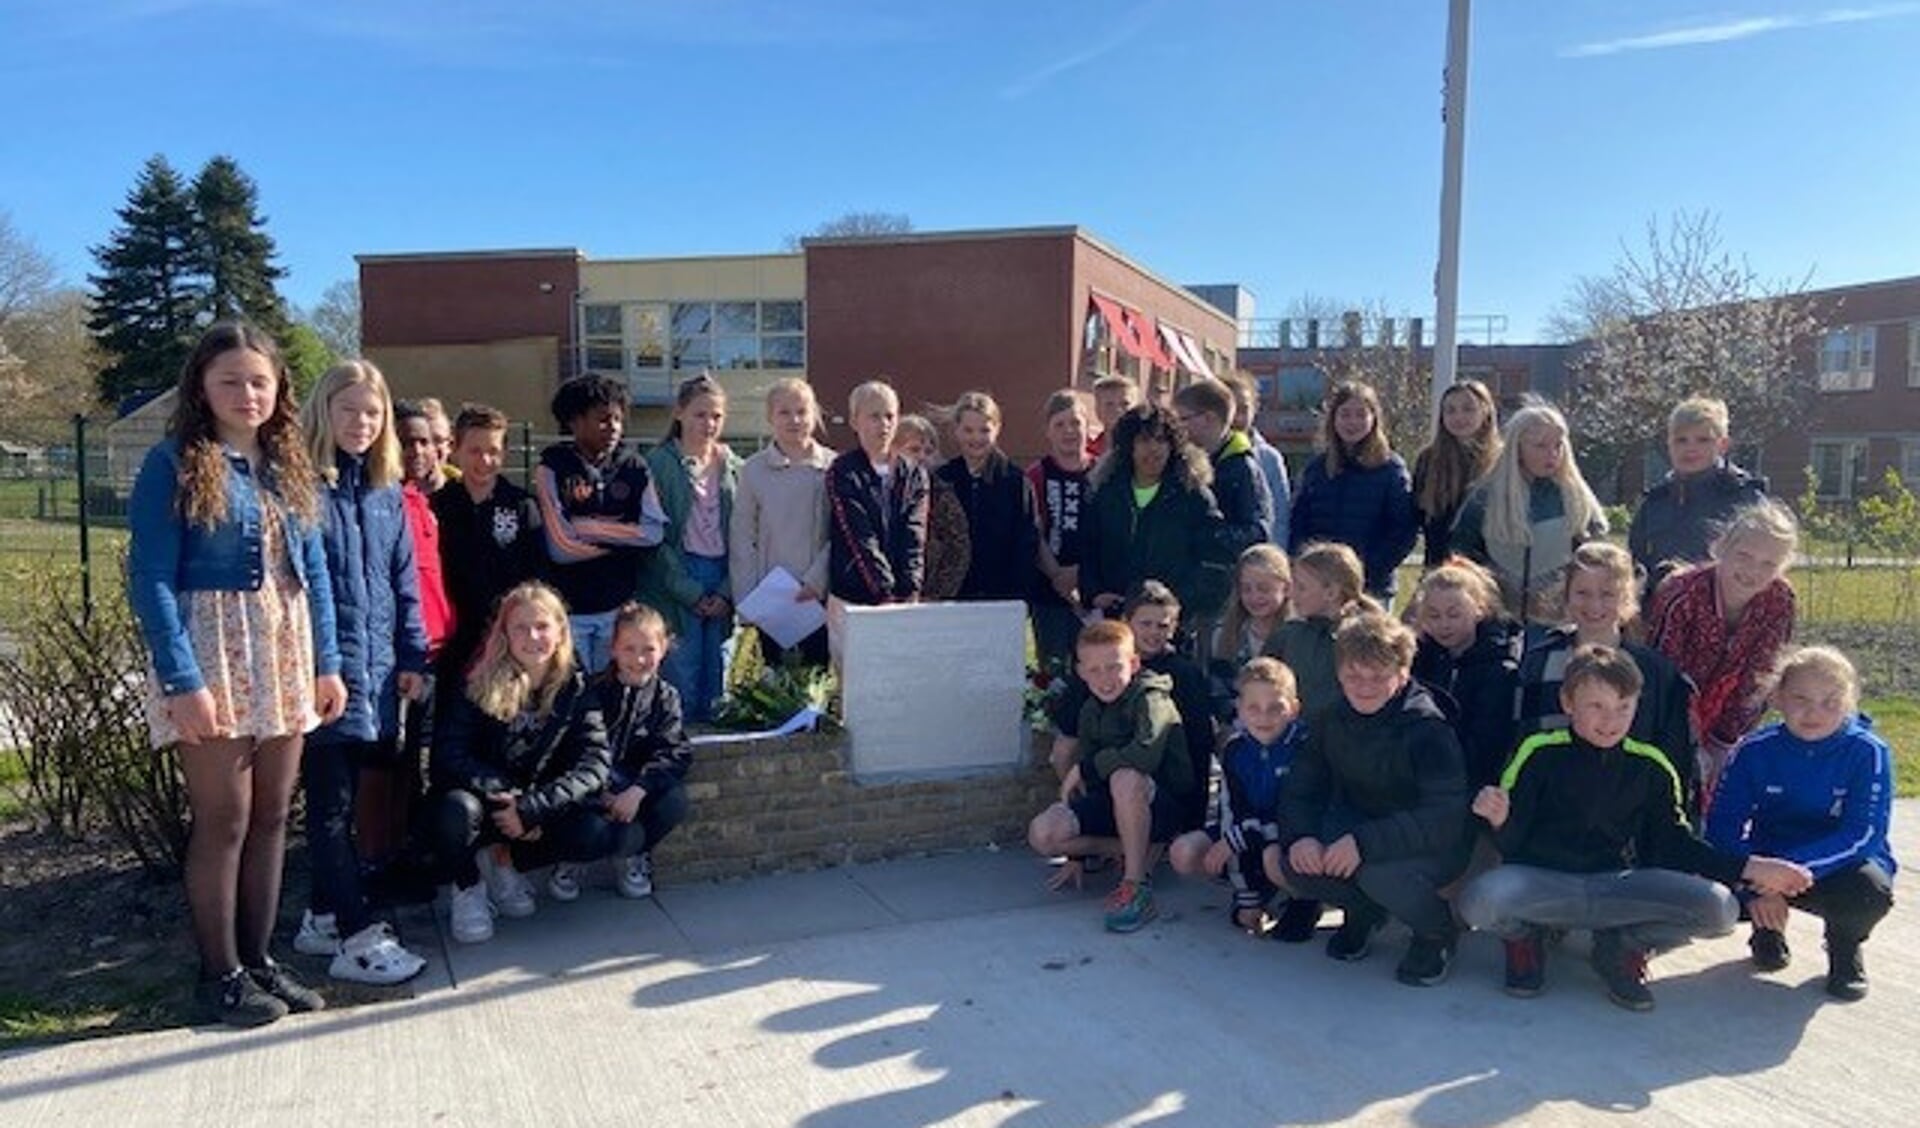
[145,502,317,748]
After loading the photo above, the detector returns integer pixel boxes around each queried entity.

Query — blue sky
[3,0,1917,340]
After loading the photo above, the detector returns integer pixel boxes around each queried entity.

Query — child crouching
[1170,658,1321,941]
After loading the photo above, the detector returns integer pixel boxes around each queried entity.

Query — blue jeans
[662,553,731,723]
[1457,864,1738,953]
[302,738,382,936]
[571,610,618,677]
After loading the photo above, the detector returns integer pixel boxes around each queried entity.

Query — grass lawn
[1863,695,1920,798]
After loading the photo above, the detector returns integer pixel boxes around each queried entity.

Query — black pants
[303,738,383,936]
[1788,862,1894,946]
[1282,843,1469,940]
[429,784,691,887]
[760,626,829,669]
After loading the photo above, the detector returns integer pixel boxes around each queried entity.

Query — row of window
[579,300,806,377]
[1817,321,1920,392]
[1808,435,1920,499]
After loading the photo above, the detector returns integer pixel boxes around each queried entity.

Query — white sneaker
[328,922,427,985]
[449,882,495,944]
[616,852,654,899]
[548,862,584,902]
[294,910,341,956]
[477,846,536,918]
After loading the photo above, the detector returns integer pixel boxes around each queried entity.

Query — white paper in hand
[737,566,828,648]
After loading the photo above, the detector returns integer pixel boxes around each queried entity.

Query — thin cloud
[1562,4,1920,58]
[1001,3,1160,100]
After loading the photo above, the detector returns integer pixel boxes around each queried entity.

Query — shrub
[0,560,187,875]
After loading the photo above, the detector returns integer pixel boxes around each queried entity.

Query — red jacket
[402,482,453,654]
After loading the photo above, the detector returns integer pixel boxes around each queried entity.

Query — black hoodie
[1412,619,1520,789]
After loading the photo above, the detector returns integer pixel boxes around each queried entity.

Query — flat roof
[356,248,583,265]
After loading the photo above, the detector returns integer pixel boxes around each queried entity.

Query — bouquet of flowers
[1023,658,1071,734]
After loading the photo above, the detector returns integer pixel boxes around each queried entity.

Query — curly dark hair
[1090,403,1212,492]
[168,321,319,528]
[550,372,630,430]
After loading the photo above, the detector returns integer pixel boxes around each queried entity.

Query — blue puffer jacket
[1287,452,1419,599]
[311,452,428,746]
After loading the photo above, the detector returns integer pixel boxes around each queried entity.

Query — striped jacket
[1705,717,1897,881]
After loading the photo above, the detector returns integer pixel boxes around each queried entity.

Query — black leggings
[429,785,691,886]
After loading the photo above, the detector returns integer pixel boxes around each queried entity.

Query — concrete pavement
[2,805,1917,1127]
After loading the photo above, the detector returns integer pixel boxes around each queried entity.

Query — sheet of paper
[689,705,823,745]
[736,566,828,648]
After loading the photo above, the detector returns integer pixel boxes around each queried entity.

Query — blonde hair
[1711,497,1800,561]
[849,379,899,418]
[1220,544,1294,649]
[303,359,404,488]
[927,389,1002,432]
[765,376,822,434]
[1669,396,1730,441]
[1334,610,1417,672]
[1414,556,1502,622]
[1294,541,1377,617]
[1483,403,1603,549]
[466,582,576,723]
[1415,380,1502,518]
[1237,655,1298,702]
[1561,541,1641,625]
[1766,645,1861,712]
[613,601,671,650]
[1092,374,1138,398]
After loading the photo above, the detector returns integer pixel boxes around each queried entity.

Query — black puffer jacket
[1080,474,1227,617]
[432,671,611,828]
[1628,462,1768,598]
[1281,680,1468,863]
[1412,619,1521,789]
[594,672,692,795]
[938,449,1037,602]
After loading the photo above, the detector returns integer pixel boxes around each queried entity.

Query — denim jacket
[127,438,341,696]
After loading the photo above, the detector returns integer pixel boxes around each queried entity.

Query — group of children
[125,317,1894,1025]
[1027,390,1896,1014]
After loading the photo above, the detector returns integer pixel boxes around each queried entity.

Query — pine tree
[87,155,203,404]
[192,155,288,338]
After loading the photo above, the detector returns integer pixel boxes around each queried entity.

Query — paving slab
[1,803,1916,1127]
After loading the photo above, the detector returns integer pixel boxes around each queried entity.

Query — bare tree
[1307,303,1434,461]
[1557,211,1819,492]
[783,211,914,250]
[308,277,361,357]
[1,211,59,345]
[1,215,102,446]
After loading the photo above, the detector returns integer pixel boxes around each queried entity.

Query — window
[1818,326,1876,391]
[1809,438,1869,499]
[581,303,624,372]
[1903,438,1920,489]
[1909,321,1920,388]
[669,300,805,372]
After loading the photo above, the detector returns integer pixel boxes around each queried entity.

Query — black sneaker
[197,968,288,1028]
[1325,907,1383,962]
[1503,932,1546,997]
[1395,932,1456,987]
[1749,928,1791,972]
[249,959,327,1013]
[1272,899,1323,944]
[1591,929,1655,1012]
[1826,941,1868,1001]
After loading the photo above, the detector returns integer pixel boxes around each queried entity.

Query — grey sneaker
[248,959,326,1013]
[616,852,654,899]
[198,968,287,1028]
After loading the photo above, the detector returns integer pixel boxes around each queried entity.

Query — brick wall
[651,732,1058,885]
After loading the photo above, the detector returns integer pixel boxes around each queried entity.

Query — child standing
[129,322,343,1026]
[1172,378,1274,559]
[294,361,431,985]
[1028,390,1095,669]
[432,404,546,686]
[1280,612,1470,987]
[1027,621,1194,933]
[828,381,931,661]
[1629,396,1768,599]
[431,583,613,944]
[935,391,1038,603]
[549,604,694,902]
[1273,541,1378,721]
[1224,372,1291,548]
[1287,381,1419,601]
[1209,545,1293,720]
[1458,645,1812,1009]
[1646,498,1799,796]
[1450,403,1607,622]
[535,374,668,674]
[1514,542,1699,815]
[640,374,741,724]
[1706,647,1895,1000]
[1410,558,1519,789]
[1169,658,1322,941]
[1411,380,1501,567]
[1079,405,1227,622]
[891,413,970,601]
[1087,374,1139,460]
[730,377,834,667]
